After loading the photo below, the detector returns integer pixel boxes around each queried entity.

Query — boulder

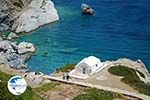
[7,32,18,40]
[18,42,36,54]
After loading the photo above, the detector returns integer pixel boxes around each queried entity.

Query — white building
[69,56,107,79]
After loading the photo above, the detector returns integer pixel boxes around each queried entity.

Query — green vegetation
[0,71,12,82]
[0,71,42,100]
[108,65,150,96]
[34,82,60,93]
[73,88,122,100]
[56,64,76,73]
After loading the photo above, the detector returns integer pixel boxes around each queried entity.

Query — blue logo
[7,76,27,95]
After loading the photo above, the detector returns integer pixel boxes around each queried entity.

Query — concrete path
[44,75,150,100]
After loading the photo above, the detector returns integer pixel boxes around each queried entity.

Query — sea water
[17,0,150,74]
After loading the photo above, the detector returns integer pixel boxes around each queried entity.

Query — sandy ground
[82,66,138,93]
[38,81,140,100]
[40,83,84,100]
[0,64,25,76]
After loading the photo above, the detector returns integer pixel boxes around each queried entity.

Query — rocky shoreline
[0,33,36,69]
[0,33,51,87]
[0,0,59,87]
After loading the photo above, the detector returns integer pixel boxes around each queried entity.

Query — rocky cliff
[0,0,59,33]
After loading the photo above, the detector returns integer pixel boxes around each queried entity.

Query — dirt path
[44,75,150,100]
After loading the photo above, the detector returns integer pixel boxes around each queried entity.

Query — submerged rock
[60,48,78,54]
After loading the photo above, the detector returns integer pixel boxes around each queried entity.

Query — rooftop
[82,56,101,66]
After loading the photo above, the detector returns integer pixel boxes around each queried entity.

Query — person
[62,73,65,80]
[66,73,70,81]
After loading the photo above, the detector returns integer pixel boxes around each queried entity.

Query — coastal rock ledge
[0,35,36,69]
[0,0,59,33]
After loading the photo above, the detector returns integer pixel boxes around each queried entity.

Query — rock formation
[18,42,35,54]
[0,0,59,33]
[0,34,36,69]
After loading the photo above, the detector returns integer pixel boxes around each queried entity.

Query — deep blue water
[18,0,150,74]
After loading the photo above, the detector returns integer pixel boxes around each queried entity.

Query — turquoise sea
[18,0,150,74]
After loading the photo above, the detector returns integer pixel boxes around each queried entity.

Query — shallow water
[18,0,150,74]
